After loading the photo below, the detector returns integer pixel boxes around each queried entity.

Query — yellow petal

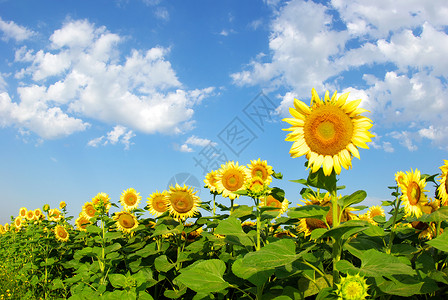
[293,99,311,116]
[323,155,334,176]
[289,107,306,120]
[342,99,362,114]
[324,90,330,102]
[347,143,360,159]
[311,88,321,105]
[333,155,342,175]
[339,149,352,169]
[336,92,349,107]
[311,154,324,173]
[283,117,305,126]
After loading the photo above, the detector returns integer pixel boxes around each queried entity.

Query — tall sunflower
[82,202,97,220]
[48,209,62,222]
[395,171,406,189]
[92,192,111,212]
[14,216,23,230]
[120,188,142,211]
[54,225,69,242]
[34,208,44,221]
[113,211,139,234]
[437,160,448,205]
[25,210,35,221]
[283,88,373,176]
[147,191,169,217]
[216,161,249,199]
[260,195,289,217]
[167,184,200,220]
[204,170,220,194]
[247,158,274,185]
[400,169,428,218]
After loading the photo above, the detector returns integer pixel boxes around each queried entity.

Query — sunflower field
[1,89,448,300]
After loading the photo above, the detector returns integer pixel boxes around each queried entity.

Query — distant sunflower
[336,274,369,300]
[92,192,111,212]
[4,223,9,232]
[400,169,428,218]
[48,209,62,222]
[113,211,139,234]
[120,188,142,211]
[167,184,200,220]
[204,170,220,193]
[216,161,249,199]
[75,214,91,231]
[245,176,268,198]
[247,158,274,185]
[59,201,66,209]
[147,191,169,216]
[14,216,23,230]
[34,208,44,221]
[283,88,373,176]
[19,207,27,218]
[25,210,35,221]
[181,223,203,242]
[0,224,4,234]
[437,160,448,205]
[54,225,69,242]
[82,202,97,220]
[364,205,385,225]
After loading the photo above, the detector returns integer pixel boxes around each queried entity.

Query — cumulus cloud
[0,17,35,42]
[0,19,214,141]
[231,0,448,151]
[87,125,135,150]
[178,135,217,152]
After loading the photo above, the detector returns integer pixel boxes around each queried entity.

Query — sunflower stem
[212,193,216,217]
[255,197,261,251]
[330,174,341,286]
[386,190,401,254]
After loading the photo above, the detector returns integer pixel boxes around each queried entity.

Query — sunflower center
[125,194,137,205]
[407,181,421,205]
[306,218,327,230]
[253,168,266,180]
[59,229,67,238]
[344,281,362,298]
[154,198,167,212]
[304,105,354,156]
[119,214,135,228]
[223,171,244,191]
[171,192,194,213]
[445,175,448,194]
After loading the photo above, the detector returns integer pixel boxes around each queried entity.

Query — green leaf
[108,273,126,288]
[175,259,229,294]
[290,179,307,185]
[270,187,285,201]
[272,171,283,179]
[376,275,438,296]
[318,220,368,241]
[86,224,101,234]
[214,217,254,247]
[154,255,174,273]
[232,257,273,287]
[287,205,329,220]
[426,230,448,252]
[229,205,253,219]
[307,168,336,192]
[337,190,367,210]
[298,275,333,298]
[163,286,187,299]
[105,242,121,254]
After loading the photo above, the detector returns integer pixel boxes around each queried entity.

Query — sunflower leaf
[426,231,448,252]
[287,205,329,221]
[175,259,229,294]
[338,190,367,210]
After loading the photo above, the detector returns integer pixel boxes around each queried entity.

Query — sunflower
[216,161,249,199]
[395,171,406,189]
[204,170,220,193]
[0,224,4,234]
[4,223,9,232]
[75,214,92,231]
[363,205,385,225]
[19,207,27,218]
[113,211,139,234]
[48,209,62,222]
[260,195,289,217]
[25,209,35,221]
[283,88,373,176]
[120,188,142,211]
[336,274,369,300]
[14,216,23,230]
[54,225,69,242]
[437,160,448,205]
[43,204,50,212]
[167,184,201,220]
[245,176,269,199]
[400,169,428,218]
[92,192,111,212]
[82,202,97,220]
[181,223,203,242]
[59,201,66,209]
[34,208,44,221]
[147,191,169,216]
[247,158,274,185]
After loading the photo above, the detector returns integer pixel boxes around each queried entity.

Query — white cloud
[0,19,214,141]
[88,125,135,150]
[232,0,448,152]
[0,17,35,42]
[178,135,217,152]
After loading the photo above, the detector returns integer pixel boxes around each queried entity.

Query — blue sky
[1,0,447,224]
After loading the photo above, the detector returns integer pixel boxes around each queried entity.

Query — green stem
[255,198,261,251]
[329,173,341,286]
[230,199,234,214]
[386,191,401,254]
[301,260,332,288]
[212,193,216,217]
[229,284,255,300]
[256,283,264,300]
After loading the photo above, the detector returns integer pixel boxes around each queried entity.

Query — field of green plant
[1,89,448,300]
